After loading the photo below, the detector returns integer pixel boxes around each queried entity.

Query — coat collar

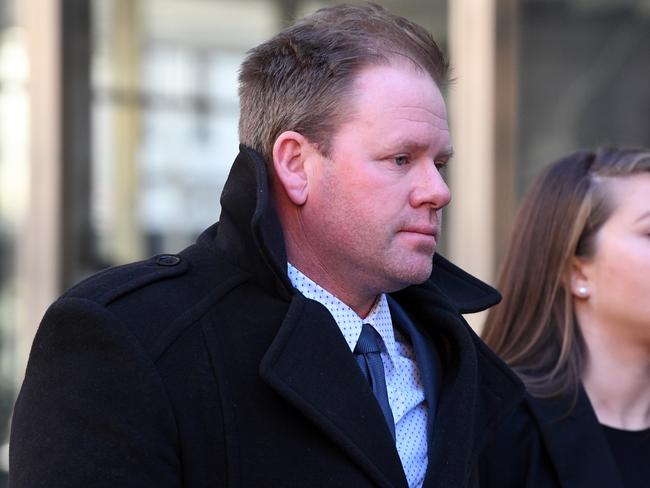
[528,388,624,488]
[213,145,293,300]
[212,145,503,312]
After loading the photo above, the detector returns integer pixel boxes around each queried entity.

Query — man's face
[299,63,452,297]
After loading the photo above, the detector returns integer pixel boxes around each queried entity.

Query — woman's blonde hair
[482,148,650,398]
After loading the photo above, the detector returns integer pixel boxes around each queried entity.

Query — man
[10,4,523,487]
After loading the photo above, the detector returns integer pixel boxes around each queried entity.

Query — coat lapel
[392,282,524,487]
[259,294,408,488]
[529,390,624,488]
[387,297,442,443]
[420,302,479,487]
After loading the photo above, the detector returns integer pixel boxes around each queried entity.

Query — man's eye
[394,156,409,166]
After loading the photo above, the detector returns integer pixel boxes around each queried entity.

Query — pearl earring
[577,286,589,297]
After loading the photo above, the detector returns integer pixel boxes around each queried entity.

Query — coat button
[156,254,181,266]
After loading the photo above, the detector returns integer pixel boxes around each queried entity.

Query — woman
[480,148,650,487]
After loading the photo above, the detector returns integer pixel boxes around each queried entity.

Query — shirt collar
[287,263,397,361]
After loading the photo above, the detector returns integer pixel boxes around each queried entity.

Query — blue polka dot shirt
[288,263,428,487]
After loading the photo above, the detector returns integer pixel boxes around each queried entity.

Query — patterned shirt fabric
[287,263,428,488]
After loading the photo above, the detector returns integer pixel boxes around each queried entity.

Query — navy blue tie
[354,323,396,440]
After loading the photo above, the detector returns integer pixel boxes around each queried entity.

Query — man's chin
[384,262,434,292]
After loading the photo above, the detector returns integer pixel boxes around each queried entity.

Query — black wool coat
[479,387,628,488]
[10,146,524,487]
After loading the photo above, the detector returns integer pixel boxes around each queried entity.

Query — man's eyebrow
[381,141,454,158]
[440,147,454,160]
[389,140,429,153]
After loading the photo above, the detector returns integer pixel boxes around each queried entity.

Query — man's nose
[409,163,451,209]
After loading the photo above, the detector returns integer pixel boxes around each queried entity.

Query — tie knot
[354,323,382,354]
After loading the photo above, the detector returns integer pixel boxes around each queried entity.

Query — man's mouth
[400,225,438,239]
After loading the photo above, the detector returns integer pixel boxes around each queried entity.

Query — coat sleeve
[9,297,182,487]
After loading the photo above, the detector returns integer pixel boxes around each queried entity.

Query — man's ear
[570,256,591,299]
[272,131,312,206]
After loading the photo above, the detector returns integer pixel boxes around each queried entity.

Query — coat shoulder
[63,254,190,305]
[60,240,249,356]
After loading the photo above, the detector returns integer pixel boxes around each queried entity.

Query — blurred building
[0,0,648,482]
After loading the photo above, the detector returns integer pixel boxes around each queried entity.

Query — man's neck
[279,203,379,318]
[288,261,378,319]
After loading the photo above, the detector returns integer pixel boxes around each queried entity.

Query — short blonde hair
[238,2,449,164]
